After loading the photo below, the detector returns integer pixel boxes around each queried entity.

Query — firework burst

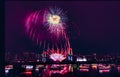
[44,7,67,39]
[25,7,67,40]
[25,7,71,61]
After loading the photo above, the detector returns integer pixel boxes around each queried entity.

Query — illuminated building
[41,50,47,62]
[76,56,87,62]
[67,48,73,61]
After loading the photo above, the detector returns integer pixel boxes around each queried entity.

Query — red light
[79,69,89,72]
[23,72,32,75]
[118,65,120,72]
[99,70,110,73]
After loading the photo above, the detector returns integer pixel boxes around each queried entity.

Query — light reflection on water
[5,64,120,77]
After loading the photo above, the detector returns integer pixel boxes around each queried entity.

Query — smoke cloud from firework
[25,7,71,57]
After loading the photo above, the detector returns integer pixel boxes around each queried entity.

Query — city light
[76,57,87,62]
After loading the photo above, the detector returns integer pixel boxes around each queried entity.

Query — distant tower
[42,50,47,62]
[67,48,73,61]
[93,53,97,61]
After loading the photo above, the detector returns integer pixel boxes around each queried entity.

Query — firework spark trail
[35,11,41,23]
[32,11,36,22]
[37,35,39,45]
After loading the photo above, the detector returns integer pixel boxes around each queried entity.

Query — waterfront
[5,64,120,77]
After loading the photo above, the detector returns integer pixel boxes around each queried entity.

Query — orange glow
[48,15,61,25]
[92,64,97,70]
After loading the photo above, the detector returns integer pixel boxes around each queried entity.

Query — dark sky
[5,1,120,54]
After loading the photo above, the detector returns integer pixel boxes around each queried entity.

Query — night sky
[5,1,120,54]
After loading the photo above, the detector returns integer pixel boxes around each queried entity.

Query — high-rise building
[67,48,73,61]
